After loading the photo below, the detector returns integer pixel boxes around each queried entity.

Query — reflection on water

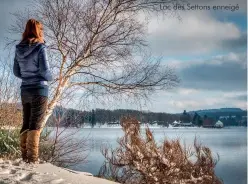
[63,127,247,184]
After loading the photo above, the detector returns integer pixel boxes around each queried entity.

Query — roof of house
[203,118,215,126]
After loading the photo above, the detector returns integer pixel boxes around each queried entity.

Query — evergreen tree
[91,109,96,127]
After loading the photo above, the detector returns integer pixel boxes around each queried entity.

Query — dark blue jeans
[20,95,48,134]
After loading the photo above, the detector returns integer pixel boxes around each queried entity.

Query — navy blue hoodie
[13,41,53,97]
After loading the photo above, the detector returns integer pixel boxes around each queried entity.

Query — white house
[214,120,224,128]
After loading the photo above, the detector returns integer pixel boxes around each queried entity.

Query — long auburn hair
[21,19,44,44]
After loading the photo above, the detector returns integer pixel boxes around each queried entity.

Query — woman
[13,19,53,163]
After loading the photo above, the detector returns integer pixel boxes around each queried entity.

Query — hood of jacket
[15,42,43,59]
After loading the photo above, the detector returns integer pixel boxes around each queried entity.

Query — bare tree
[8,0,181,128]
[98,117,223,184]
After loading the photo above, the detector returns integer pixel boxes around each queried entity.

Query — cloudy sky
[0,0,247,113]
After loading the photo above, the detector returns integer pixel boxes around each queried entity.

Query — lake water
[52,127,247,184]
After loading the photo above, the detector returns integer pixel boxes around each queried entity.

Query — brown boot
[20,130,28,162]
[27,130,41,163]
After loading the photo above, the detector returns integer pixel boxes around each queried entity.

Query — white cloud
[213,52,247,68]
[232,101,247,110]
[221,91,247,98]
[145,11,242,55]
[148,88,247,113]
[168,99,203,109]
[177,88,200,95]
[166,52,247,69]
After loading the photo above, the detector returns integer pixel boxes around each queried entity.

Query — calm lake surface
[54,127,247,184]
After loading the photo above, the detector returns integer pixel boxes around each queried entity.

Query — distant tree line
[46,107,247,128]
[47,107,180,127]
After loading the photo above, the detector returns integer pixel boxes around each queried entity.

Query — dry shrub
[99,117,223,184]
[0,60,21,127]
[0,103,22,127]
[40,110,89,168]
[41,126,89,168]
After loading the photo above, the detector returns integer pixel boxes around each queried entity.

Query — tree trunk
[41,78,69,129]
